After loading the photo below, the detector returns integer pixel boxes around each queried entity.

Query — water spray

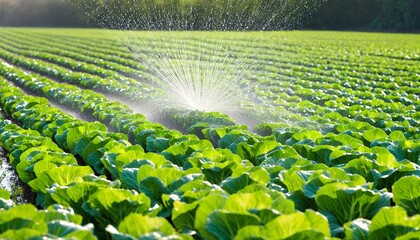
[70,0,312,129]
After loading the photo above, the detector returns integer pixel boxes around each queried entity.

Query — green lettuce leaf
[343,218,370,240]
[107,214,175,238]
[81,188,151,229]
[392,175,420,216]
[368,206,420,239]
[194,194,228,239]
[206,210,260,240]
[29,165,94,193]
[0,204,47,235]
[47,221,96,240]
[234,210,330,239]
[315,182,391,225]
[49,178,119,220]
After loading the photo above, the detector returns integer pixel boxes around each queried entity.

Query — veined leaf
[392,176,420,216]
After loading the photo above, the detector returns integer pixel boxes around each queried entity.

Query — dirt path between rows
[0,148,32,204]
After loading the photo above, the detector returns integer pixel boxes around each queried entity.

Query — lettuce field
[0,28,419,239]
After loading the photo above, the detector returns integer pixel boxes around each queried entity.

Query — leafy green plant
[315,182,392,225]
[392,176,420,216]
[368,207,420,240]
[0,193,96,239]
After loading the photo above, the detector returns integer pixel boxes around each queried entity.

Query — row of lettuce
[0,75,193,239]
[0,73,419,239]
[5,29,416,137]
[2,60,419,170]
[0,61,238,151]
[0,29,419,239]
[0,40,419,146]
[0,31,257,133]
[0,45,242,135]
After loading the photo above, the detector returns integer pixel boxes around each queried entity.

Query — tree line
[0,0,419,32]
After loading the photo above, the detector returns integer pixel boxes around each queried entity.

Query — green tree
[373,0,420,31]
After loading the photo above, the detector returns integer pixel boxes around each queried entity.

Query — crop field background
[0,25,419,240]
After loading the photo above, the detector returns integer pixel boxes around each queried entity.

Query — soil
[0,147,35,204]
